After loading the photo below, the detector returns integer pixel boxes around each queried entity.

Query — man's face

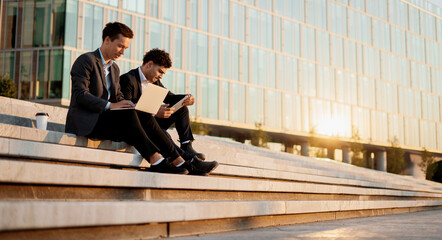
[102,34,130,61]
[144,62,168,83]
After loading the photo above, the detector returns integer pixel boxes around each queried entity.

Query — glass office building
[1,0,442,155]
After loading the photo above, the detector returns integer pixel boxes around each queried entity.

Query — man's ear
[146,61,154,69]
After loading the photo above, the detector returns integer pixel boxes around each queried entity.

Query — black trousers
[87,109,180,161]
[155,106,194,143]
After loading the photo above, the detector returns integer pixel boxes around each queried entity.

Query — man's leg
[155,106,205,159]
[87,110,187,174]
[139,110,217,175]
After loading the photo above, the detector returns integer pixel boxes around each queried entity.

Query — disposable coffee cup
[35,112,49,130]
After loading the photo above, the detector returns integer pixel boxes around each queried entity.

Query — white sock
[176,161,185,167]
[151,158,164,165]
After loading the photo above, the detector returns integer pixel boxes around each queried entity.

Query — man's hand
[109,100,135,110]
[155,104,175,118]
[182,94,195,106]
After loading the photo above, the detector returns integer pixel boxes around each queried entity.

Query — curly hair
[102,22,133,42]
[143,48,172,68]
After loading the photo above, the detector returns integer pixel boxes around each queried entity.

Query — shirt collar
[98,48,114,67]
[138,66,147,83]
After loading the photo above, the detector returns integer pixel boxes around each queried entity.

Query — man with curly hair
[120,49,212,174]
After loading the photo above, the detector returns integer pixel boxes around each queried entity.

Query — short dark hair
[143,48,172,68]
[102,22,133,42]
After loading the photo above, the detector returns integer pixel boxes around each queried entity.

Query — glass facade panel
[232,3,245,42]
[316,31,330,64]
[283,93,301,131]
[135,17,145,61]
[388,114,404,145]
[329,1,347,36]
[248,87,265,125]
[358,76,375,108]
[350,0,365,11]
[222,81,229,121]
[352,106,371,140]
[201,78,219,119]
[399,86,421,118]
[373,19,390,51]
[344,40,357,72]
[22,1,35,48]
[275,0,304,22]
[277,55,298,92]
[188,31,208,74]
[65,0,78,48]
[330,36,344,68]
[211,37,219,76]
[307,0,327,29]
[283,20,300,57]
[409,6,420,34]
[366,0,387,20]
[299,61,316,97]
[19,51,33,99]
[411,62,431,92]
[404,117,420,147]
[232,83,246,123]
[391,26,406,56]
[363,46,380,79]
[389,0,409,29]
[376,81,398,113]
[302,26,315,61]
[421,12,436,40]
[421,121,437,149]
[174,28,182,69]
[336,71,357,105]
[348,9,372,45]
[0,52,15,78]
[267,90,282,129]
[371,111,388,143]
[83,4,103,51]
[422,93,440,122]
[317,65,335,101]
[407,32,425,63]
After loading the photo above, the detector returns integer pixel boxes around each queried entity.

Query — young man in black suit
[120,49,207,161]
[65,22,217,175]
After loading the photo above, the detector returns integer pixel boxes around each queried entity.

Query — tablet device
[171,95,189,111]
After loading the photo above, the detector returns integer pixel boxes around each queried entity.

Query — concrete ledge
[0,123,132,152]
[2,199,442,231]
[0,138,145,168]
[1,160,442,198]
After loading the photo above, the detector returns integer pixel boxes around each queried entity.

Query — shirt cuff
[105,102,111,110]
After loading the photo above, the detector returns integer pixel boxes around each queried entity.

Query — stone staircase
[1,96,442,239]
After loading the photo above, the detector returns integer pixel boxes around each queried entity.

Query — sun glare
[315,116,349,137]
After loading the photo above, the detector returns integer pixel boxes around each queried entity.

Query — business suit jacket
[65,49,124,136]
[120,68,178,105]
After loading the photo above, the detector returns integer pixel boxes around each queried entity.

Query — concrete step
[2,132,442,195]
[2,199,442,232]
[1,159,442,199]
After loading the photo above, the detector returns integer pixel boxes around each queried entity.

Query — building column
[327,148,335,160]
[301,142,310,157]
[284,142,294,153]
[342,147,350,164]
[375,151,387,172]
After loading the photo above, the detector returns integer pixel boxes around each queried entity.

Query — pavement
[172,210,442,240]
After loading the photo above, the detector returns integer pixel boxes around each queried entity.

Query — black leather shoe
[149,159,189,175]
[183,157,218,176]
[181,141,206,160]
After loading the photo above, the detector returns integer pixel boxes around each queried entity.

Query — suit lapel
[93,50,108,97]
[134,69,142,99]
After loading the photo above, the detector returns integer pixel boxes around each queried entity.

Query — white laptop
[112,83,169,114]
